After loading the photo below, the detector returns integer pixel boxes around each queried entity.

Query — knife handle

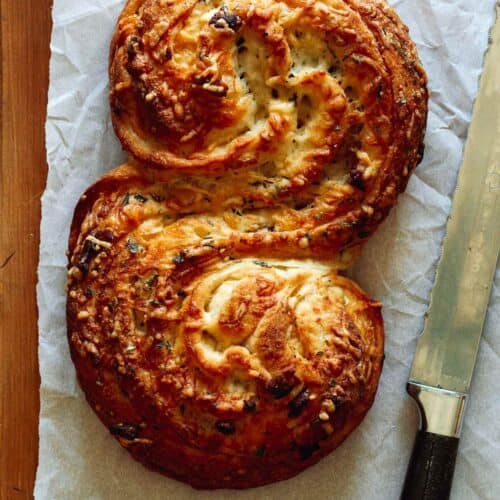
[401,382,467,500]
[401,430,459,500]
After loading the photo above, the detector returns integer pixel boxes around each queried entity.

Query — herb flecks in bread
[67,167,384,488]
[67,0,428,489]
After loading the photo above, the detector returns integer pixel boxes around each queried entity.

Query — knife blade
[401,5,500,500]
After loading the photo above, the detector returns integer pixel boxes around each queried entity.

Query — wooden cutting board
[0,1,52,498]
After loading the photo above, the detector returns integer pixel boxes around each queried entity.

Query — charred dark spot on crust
[133,193,148,203]
[126,35,152,78]
[172,251,188,265]
[77,240,97,273]
[127,239,140,254]
[77,230,113,274]
[253,260,271,268]
[288,387,310,417]
[331,395,345,410]
[310,417,329,441]
[243,399,257,413]
[417,141,425,163]
[111,100,123,115]
[209,6,242,32]
[107,297,118,312]
[255,444,266,456]
[96,229,114,242]
[122,193,148,207]
[266,374,296,399]
[127,36,142,59]
[377,82,384,99]
[90,353,101,367]
[155,340,172,350]
[298,442,320,460]
[177,289,187,298]
[110,422,139,440]
[151,193,165,202]
[84,287,94,299]
[145,273,158,289]
[349,169,365,191]
[215,421,236,435]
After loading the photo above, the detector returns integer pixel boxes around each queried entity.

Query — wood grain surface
[0,1,52,498]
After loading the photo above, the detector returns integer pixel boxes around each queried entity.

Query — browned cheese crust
[67,0,428,489]
[110,0,427,248]
[67,164,384,488]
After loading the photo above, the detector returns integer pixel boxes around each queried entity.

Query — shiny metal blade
[409,6,500,395]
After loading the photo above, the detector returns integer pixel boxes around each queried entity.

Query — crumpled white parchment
[37,1,500,498]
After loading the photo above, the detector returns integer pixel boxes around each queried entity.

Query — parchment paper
[37,1,500,498]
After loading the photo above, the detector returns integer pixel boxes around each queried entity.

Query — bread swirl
[110,0,427,175]
[67,164,384,488]
[67,0,427,489]
[109,0,429,255]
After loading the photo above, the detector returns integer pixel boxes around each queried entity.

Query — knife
[401,6,500,500]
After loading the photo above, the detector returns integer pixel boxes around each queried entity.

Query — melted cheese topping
[67,168,384,487]
[66,0,428,488]
[110,0,427,178]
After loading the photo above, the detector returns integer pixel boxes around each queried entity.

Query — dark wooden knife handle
[401,430,459,500]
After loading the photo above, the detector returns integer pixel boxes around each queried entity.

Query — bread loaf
[67,0,427,488]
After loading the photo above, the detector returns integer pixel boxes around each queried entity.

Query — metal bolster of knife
[407,382,468,438]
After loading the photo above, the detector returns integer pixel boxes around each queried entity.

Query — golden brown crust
[109,0,427,249]
[67,164,384,488]
[67,0,428,488]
